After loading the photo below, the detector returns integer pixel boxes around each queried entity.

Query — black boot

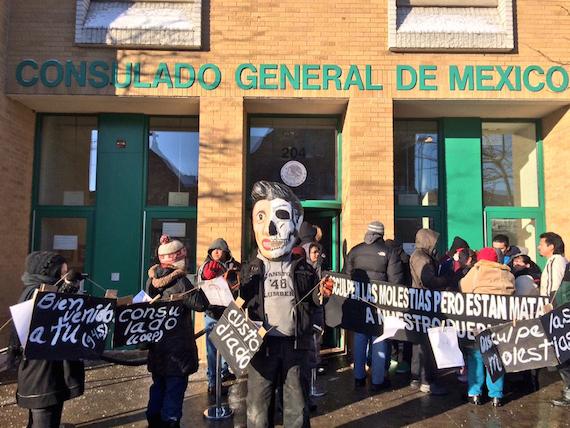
[161,420,181,428]
[146,414,161,428]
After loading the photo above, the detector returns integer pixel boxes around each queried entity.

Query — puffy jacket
[239,256,321,350]
[410,229,448,290]
[344,237,404,284]
[554,265,570,308]
[459,260,515,296]
[146,265,209,376]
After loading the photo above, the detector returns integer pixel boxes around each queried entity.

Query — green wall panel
[443,118,484,249]
[92,114,145,296]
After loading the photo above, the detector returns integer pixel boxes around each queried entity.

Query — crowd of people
[7,180,570,428]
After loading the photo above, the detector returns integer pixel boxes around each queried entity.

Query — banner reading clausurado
[324,272,549,342]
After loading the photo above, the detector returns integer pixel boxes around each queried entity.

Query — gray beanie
[367,221,384,235]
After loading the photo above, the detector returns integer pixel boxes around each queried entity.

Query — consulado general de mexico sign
[15,60,570,93]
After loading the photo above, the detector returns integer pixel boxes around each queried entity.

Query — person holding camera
[10,251,85,428]
[197,238,241,396]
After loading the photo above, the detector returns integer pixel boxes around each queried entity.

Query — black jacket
[344,237,404,284]
[146,265,209,377]
[239,256,321,350]
[16,283,84,409]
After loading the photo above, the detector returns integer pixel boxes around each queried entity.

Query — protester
[198,238,240,396]
[241,181,332,428]
[344,222,403,392]
[551,265,570,406]
[438,236,470,278]
[492,234,521,265]
[538,232,567,297]
[460,247,515,407]
[510,254,541,296]
[409,229,448,395]
[145,235,210,428]
[12,251,84,428]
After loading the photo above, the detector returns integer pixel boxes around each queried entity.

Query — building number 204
[281,146,306,159]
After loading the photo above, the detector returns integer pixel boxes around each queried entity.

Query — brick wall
[0,1,35,328]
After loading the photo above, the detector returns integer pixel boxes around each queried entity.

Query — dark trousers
[27,402,63,428]
[411,341,436,385]
[559,361,570,390]
[247,337,310,428]
[147,374,189,423]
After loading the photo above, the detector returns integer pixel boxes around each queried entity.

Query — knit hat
[368,221,385,235]
[157,235,187,269]
[477,247,499,263]
[364,221,384,244]
[25,251,67,278]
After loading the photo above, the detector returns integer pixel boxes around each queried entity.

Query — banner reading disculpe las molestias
[324,272,550,343]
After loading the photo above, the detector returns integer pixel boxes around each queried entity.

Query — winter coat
[344,237,404,284]
[239,256,321,350]
[554,265,570,308]
[541,254,568,297]
[197,238,241,319]
[146,265,209,377]
[15,251,85,409]
[459,260,515,296]
[438,236,470,278]
[410,229,448,290]
[385,239,411,287]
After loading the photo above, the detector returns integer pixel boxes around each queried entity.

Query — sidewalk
[0,357,568,427]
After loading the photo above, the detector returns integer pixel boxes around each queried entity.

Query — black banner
[325,272,549,341]
[209,301,264,376]
[476,329,506,382]
[325,295,383,336]
[540,305,570,365]
[113,301,184,348]
[25,291,115,360]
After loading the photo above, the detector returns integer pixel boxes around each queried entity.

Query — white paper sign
[168,192,190,207]
[199,276,234,307]
[373,316,407,343]
[53,235,78,251]
[162,222,186,238]
[133,290,152,304]
[63,191,85,206]
[428,326,465,369]
[10,299,35,347]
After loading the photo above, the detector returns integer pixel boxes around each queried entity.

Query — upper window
[38,116,98,206]
[147,117,199,207]
[75,0,202,49]
[394,121,439,206]
[388,0,514,52]
[482,122,539,207]
[248,117,338,201]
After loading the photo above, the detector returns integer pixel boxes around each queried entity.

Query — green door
[91,114,146,297]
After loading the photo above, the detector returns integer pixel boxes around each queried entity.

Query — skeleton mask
[251,182,303,260]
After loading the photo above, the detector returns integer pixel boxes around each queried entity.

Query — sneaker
[409,379,421,389]
[467,395,482,405]
[419,383,448,396]
[491,397,503,407]
[551,396,570,407]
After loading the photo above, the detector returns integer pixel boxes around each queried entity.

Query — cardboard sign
[209,301,265,376]
[113,301,185,347]
[199,276,234,307]
[476,329,506,382]
[326,271,550,341]
[489,318,559,372]
[325,294,383,336]
[428,326,465,369]
[540,303,570,365]
[25,291,115,360]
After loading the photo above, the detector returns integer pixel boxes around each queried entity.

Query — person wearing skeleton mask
[241,181,333,428]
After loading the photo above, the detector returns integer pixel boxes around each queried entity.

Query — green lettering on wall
[174,63,195,89]
[151,63,174,88]
[112,62,132,89]
[449,65,474,91]
[302,65,321,90]
[64,61,86,87]
[476,66,494,91]
[198,64,222,90]
[365,65,382,90]
[88,61,110,88]
[343,65,364,90]
[280,64,300,90]
[419,65,437,90]
[546,66,569,93]
[259,64,278,89]
[235,63,257,89]
[496,66,516,91]
[133,63,151,88]
[16,59,38,87]
[397,65,417,90]
[40,60,64,88]
[523,65,544,92]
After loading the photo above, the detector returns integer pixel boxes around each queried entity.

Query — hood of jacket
[208,238,231,257]
[415,229,440,253]
[449,236,470,253]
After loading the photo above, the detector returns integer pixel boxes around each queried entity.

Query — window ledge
[75,0,201,49]
[388,0,514,52]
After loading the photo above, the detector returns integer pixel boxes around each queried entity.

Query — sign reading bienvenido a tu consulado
[15,59,570,93]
